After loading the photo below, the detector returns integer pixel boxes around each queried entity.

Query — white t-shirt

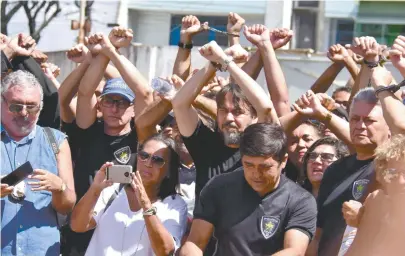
[85,184,188,256]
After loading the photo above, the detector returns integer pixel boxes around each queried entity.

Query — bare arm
[306,228,322,256]
[52,140,76,214]
[279,111,305,135]
[104,64,121,80]
[70,185,99,232]
[241,50,263,80]
[179,219,214,256]
[193,95,217,120]
[272,229,310,256]
[172,62,216,137]
[310,62,345,94]
[143,214,177,256]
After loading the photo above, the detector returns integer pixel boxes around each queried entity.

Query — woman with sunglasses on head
[70,133,188,256]
[302,137,350,198]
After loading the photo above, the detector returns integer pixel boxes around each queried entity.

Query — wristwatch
[178,42,193,49]
[59,182,67,193]
[143,206,157,216]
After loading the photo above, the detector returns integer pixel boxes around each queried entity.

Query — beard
[12,115,38,135]
[222,130,241,146]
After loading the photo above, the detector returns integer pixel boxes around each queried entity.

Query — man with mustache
[1,70,76,255]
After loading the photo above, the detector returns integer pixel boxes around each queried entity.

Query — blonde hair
[374,134,405,177]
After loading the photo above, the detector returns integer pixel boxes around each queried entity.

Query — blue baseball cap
[100,78,135,102]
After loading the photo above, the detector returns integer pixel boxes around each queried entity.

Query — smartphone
[106,165,133,184]
[1,161,34,186]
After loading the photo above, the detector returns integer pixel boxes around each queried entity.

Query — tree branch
[4,1,24,22]
[31,2,61,42]
[32,1,46,21]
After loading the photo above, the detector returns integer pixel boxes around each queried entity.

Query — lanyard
[3,134,34,171]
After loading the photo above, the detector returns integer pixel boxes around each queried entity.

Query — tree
[1,0,61,42]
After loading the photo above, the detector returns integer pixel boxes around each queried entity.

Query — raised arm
[173,15,207,81]
[172,61,216,137]
[390,35,405,78]
[76,34,109,129]
[59,44,92,123]
[244,25,292,117]
[371,67,405,135]
[101,27,153,122]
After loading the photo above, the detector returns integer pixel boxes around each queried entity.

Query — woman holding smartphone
[70,133,187,256]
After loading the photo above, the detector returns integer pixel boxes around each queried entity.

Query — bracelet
[178,42,193,49]
[363,56,381,69]
[374,84,402,97]
[143,206,157,216]
[211,57,234,72]
[323,112,332,124]
[58,182,66,193]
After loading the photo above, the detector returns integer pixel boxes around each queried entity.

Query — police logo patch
[260,216,280,239]
[114,146,131,164]
[352,179,369,200]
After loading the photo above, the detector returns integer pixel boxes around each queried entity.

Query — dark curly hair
[302,137,350,193]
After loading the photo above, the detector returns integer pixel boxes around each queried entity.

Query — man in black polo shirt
[306,88,391,256]
[179,123,317,256]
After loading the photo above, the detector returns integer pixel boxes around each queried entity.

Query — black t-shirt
[182,120,241,199]
[194,168,317,256]
[62,120,138,255]
[317,154,374,256]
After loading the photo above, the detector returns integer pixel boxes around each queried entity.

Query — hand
[28,169,64,192]
[346,36,379,62]
[199,41,226,63]
[85,33,104,56]
[90,162,114,194]
[389,35,405,71]
[109,26,133,49]
[201,76,228,95]
[293,90,328,119]
[342,200,363,227]
[224,44,249,63]
[130,171,152,210]
[156,74,184,102]
[0,33,9,51]
[41,62,61,79]
[31,49,48,64]
[269,28,293,49]
[316,93,338,111]
[1,183,14,198]
[243,24,270,47]
[227,12,245,35]
[67,43,91,64]
[370,67,393,88]
[8,33,37,57]
[180,15,207,43]
[327,44,350,63]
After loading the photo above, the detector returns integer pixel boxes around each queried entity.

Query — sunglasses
[101,97,132,109]
[2,96,41,114]
[137,151,166,168]
[308,152,336,162]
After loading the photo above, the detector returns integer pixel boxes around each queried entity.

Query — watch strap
[178,42,193,49]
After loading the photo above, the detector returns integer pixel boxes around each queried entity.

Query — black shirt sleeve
[193,178,219,226]
[181,119,219,164]
[1,51,13,76]
[286,193,317,240]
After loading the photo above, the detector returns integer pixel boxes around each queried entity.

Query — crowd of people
[1,11,405,256]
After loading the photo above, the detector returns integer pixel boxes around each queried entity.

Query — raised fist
[327,44,350,63]
[67,44,91,63]
[243,24,270,47]
[346,36,379,62]
[85,33,113,56]
[199,41,226,63]
[0,33,9,51]
[180,15,207,43]
[224,44,249,63]
[389,35,405,71]
[109,27,133,49]
[270,28,293,49]
[8,33,36,57]
[31,49,48,64]
[227,12,245,35]
[41,62,61,79]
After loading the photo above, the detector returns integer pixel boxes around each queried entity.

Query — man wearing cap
[61,28,155,255]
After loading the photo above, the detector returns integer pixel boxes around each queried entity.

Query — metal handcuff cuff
[375,79,405,97]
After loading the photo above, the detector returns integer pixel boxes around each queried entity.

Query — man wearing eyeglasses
[1,70,76,255]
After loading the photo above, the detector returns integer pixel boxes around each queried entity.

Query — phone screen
[1,161,34,186]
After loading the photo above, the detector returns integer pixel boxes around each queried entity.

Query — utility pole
[78,0,86,44]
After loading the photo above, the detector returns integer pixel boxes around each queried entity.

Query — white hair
[350,87,380,114]
[1,70,44,102]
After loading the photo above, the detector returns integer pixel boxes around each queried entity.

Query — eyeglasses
[137,151,166,168]
[101,97,132,109]
[308,152,336,162]
[1,96,41,114]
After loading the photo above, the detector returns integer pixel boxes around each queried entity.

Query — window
[355,23,405,45]
[293,9,317,49]
[335,20,354,46]
[296,1,319,8]
[169,15,228,46]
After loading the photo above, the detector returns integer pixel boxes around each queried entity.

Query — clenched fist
[8,33,36,57]
[270,28,293,49]
[346,36,379,62]
[67,44,91,63]
[227,12,245,35]
[243,24,270,47]
[327,44,350,63]
[224,44,249,63]
[389,35,405,71]
[342,200,363,228]
[199,41,226,63]
[109,27,133,49]
[180,15,207,43]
